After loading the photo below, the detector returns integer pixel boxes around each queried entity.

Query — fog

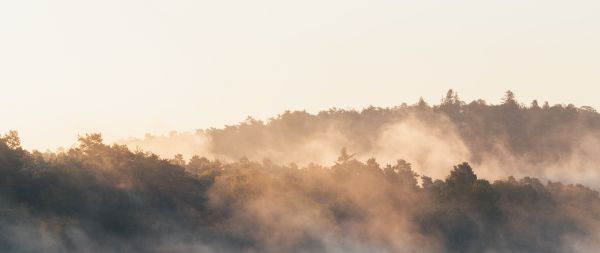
[121,91,600,186]
[2,91,600,252]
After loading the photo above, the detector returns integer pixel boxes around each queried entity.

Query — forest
[2,91,600,252]
[123,90,600,186]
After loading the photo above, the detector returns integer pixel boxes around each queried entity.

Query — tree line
[1,130,599,252]
[125,90,600,170]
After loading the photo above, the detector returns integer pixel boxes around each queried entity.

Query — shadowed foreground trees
[1,133,600,253]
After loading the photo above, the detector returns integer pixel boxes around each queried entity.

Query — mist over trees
[122,90,600,185]
[2,120,600,251]
[3,91,600,252]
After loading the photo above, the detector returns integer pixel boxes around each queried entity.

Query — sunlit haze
[1,0,599,150]
[5,2,600,253]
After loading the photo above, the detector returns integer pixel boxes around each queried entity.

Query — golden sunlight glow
[1,0,599,150]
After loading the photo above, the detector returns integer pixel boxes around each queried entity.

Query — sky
[1,0,599,150]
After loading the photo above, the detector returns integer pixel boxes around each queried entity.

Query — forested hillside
[1,130,600,252]
[123,90,600,185]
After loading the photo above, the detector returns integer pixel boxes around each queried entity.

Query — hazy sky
[1,0,599,150]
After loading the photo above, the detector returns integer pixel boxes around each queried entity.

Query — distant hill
[121,90,600,185]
